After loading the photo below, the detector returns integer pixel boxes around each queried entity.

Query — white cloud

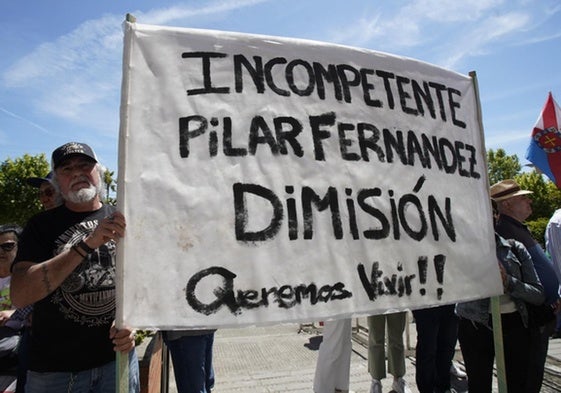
[485,129,531,150]
[1,0,270,130]
[405,0,504,22]
[514,30,561,46]
[327,1,559,71]
[437,11,531,68]
[328,9,422,49]
[329,0,505,50]
[0,107,54,135]
[3,15,123,88]
[139,0,268,25]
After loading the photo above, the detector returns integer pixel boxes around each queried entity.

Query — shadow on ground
[304,335,323,350]
[450,374,469,393]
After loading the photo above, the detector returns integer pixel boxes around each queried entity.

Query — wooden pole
[117,351,130,393]
[490,296,508,392]
[116,14,137,393]
[469,70,507,392]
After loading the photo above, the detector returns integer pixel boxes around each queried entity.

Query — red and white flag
[526,92,561,187]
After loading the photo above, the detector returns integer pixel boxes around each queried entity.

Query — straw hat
[490,179,533,202]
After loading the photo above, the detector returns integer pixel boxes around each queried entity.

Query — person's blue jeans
[163,332,215,393]
[413,305,458,393]
[25,349,139,393]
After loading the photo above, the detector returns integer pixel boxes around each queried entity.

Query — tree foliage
[526,217,551,249]
[487,148,521,185]
[0,154,50,226]
[516,171,561,221]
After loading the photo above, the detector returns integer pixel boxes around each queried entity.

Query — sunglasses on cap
[0,242,16,252]
[39,188,55,198]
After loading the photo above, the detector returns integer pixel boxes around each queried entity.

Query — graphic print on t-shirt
[52,219,115,326]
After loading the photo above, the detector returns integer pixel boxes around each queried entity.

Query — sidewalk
[205,317,456,393]
[166,315,561,393]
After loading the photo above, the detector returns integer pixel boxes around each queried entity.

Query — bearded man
[11,142,139,393]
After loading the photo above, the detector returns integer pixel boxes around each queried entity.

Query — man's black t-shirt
[14,204,117,372]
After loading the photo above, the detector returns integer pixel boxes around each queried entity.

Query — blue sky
[1,0,561,174]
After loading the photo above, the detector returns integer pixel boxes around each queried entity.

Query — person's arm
[10,212,126,308]
[0,310,15,326]
[505,242,546,306]
[11,247,87,308]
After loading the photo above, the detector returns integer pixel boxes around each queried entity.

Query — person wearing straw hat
[491,179,560,393]
[456,199,544,393]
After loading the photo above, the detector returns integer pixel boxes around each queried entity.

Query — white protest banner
[116,21,500,329]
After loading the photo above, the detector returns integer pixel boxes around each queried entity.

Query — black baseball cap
[26,171,54,188]
[51,142,98,170]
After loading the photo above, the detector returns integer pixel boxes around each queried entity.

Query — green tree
[516,171,561,220]
[0,154,50,226]
[103,169,117,205]
[487,148,521,185]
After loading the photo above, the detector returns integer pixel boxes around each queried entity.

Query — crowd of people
[2,141,561,393]
[312,179,561,393]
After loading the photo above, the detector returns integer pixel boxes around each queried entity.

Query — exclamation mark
[417,256,428,295]
[434,254,446,300]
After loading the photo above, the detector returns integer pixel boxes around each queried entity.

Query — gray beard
[65,184,98,204]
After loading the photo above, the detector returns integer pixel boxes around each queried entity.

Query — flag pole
[469,70,507,392]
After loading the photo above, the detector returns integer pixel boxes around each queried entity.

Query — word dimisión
[234,177,455,243]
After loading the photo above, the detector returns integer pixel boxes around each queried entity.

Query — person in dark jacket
[456,232,544,393]
[491,179,560,393]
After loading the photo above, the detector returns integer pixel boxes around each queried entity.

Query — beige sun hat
[490,179,533,202]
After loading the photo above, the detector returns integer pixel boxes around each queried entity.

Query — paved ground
[163,314,561,393]
[203,319,461,393]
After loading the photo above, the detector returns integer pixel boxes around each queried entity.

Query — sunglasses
[0,242,16,252]
[39,188,55,198]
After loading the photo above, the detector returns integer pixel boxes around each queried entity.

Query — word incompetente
[181,52,467,129]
